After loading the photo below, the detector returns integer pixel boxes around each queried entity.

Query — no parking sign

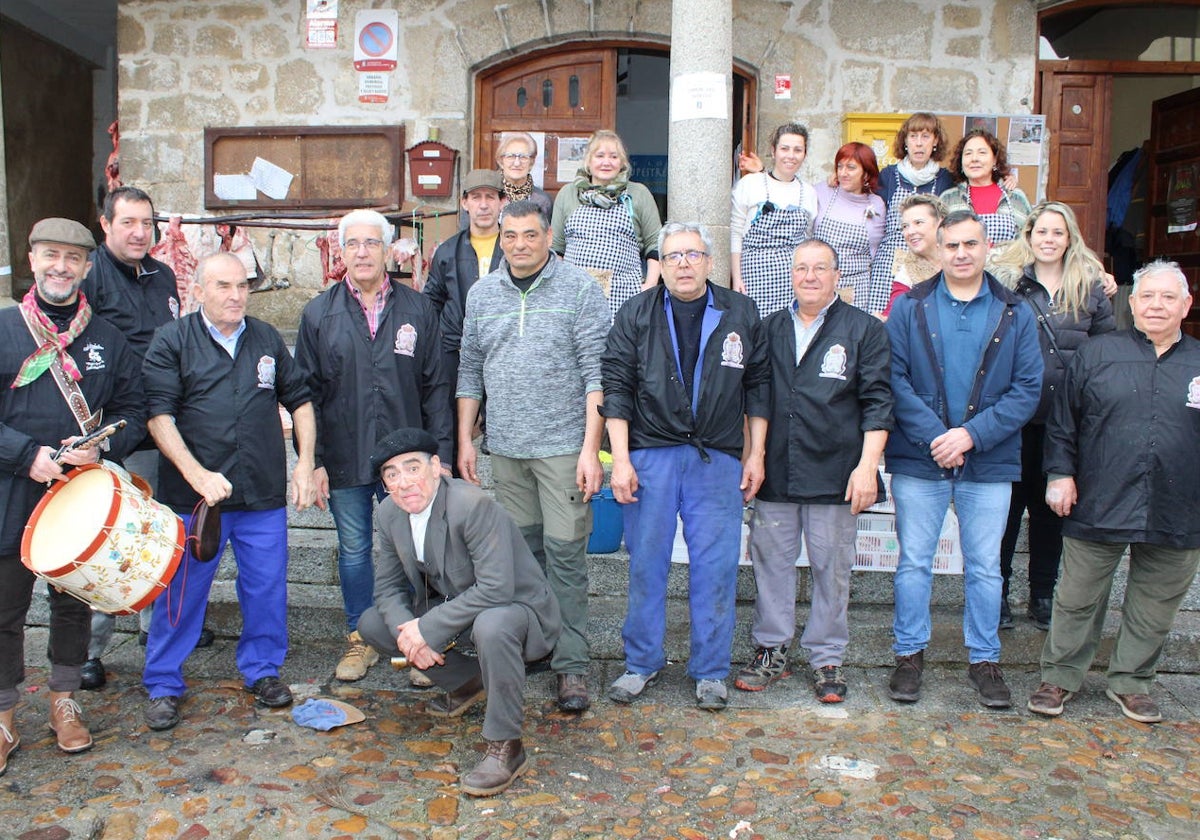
[354,10,398,71]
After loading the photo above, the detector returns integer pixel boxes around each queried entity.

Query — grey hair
[337,209,394,249]
[657,221,714,257]
[792,237,839,270]
[195,251,247,285]
[1131,259,1190,297]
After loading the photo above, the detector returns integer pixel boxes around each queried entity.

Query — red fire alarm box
[406,140,457,198]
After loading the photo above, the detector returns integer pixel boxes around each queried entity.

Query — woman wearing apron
[940,129,1032,250]
[551,130,662,319]
[731,123,818,318]
[872,114,955,301]
[813,143,886,313]
[882,193,947,318]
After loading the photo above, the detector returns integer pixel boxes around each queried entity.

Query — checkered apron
[563,197,644,319]
[740,182,811,318]
[870,180,920,299]
[814,194,873,312]
[979,211,1019,246]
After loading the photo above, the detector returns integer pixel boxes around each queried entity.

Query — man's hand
[1046,476,1077,518]
[844,463,880,515]
[610,457,639,504]
[576,450,603,502]
[188,468,233,507]
[930,427,974,470]
[740,451,765,503]
[29,446,67,484]
[291,460,319,511]
[457,439,479,485]
[56,435,102,467]
[396,619,444,669]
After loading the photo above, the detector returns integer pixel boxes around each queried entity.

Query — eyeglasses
[662,250,709,266]
[500,153,533,162]
[343,238,383,251]
[792,264,835,276]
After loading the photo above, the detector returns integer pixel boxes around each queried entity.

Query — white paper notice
[557,136,589,183]
[213,173,256,201]
[250,157,295,200]
[670,72,727,122]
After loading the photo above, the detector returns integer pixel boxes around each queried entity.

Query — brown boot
[49,692,93,754]
[426,675,486,718]
[460,738,529,797]
[0,708,19,777]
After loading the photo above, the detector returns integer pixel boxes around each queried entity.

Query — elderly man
[357,427,560,797]
[457,199,609,712]
[602,221,769,711]
[296,209,451,683]
[885,209,1042,709]
[424,170,504,472]
[736,238,892,702]
[1,219,145,773]
[141,253,318,731]
[1029,260,1200,723]
[79,186,209,690]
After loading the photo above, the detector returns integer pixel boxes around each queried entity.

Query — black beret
[370,427,440,474]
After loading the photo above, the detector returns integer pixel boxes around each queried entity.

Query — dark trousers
[0,553,90,693]
[1000,423,1063,600]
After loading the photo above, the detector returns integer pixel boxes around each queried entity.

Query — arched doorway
[474,41,756,220]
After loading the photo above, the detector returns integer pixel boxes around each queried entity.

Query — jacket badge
[83,342,106,372]
[168,297,180,320]
[394,324,417,357]
[256,355,276,390]
[1187,376,1200,410]
[720,332,744,369]
[819,344,848,380]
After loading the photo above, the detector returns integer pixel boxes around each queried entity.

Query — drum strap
[18,307,102,435]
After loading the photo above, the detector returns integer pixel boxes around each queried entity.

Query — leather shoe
[1106,688,1162,723]
[427,675,486,718]
[145,695,181,731]
[461,738,529,796]
[49,693,93,753]
[80,658,107,691]
[1027,597,1053,631]
[246,676,293,708]
[556,673,590,712]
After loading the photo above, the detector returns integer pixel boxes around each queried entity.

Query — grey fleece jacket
[457,252,610,458]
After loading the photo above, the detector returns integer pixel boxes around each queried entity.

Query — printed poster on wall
[354,10,398,72]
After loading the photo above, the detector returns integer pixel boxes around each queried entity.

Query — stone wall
[116,0,1036,325]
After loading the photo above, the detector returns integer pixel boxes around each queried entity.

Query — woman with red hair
[813,142,886,312]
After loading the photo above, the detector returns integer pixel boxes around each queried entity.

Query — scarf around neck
[897,156,941,188]
[574,167,630,209]
[11,285,93,388]
[504,175,534,203]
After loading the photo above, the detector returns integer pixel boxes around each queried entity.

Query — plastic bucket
[587,487,623,554]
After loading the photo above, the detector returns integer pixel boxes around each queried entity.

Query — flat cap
[370,427,440,475]
[461,168,503,196]
[29,218,96,251]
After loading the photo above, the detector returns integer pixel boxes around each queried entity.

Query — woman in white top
[731,123,818,318]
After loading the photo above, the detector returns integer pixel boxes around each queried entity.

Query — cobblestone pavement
[3,631,1198,840]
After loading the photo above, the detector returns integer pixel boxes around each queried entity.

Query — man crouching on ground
[356,427,561,796]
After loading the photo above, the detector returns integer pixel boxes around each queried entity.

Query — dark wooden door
[1039,70,1112,254]
[1148,85,1200,337]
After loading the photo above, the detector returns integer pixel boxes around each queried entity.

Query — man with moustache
[296,209,451,683]
[1,219,145,773]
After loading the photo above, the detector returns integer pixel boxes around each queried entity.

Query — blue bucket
[587,487,623,554]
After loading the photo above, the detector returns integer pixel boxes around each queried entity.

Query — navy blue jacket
[884,272,1042,483]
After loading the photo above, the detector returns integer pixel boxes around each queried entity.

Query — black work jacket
[424,230,503,355]
[81,244,180,359]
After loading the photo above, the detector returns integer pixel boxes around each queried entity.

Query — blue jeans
[328,482,383,633]
[891,474,1011,663]
[621,446,743,681]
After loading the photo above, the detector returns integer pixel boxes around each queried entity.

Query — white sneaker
[607,670,660,704]
[696,679,728,710]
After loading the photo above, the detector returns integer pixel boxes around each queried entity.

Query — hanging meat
[105,120,121,193]
[150,216,198,311]
[316,231,346,286]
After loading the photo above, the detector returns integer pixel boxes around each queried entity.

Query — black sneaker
[967,661,1012,708]
[813,665,847,703]
[1027,597,1053,631]
[145,695,181,731]
[998,598,1014,630]
[888,651,923,703]
[246,676,293,708]
[734,645,790,692]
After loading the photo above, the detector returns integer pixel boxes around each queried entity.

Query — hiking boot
[49,693,93,753]
[734,645,790,692]
[813,665,848,703]
[607,671,659,704]
[145,695,181,731]
[335,631,380,682]
[427,675,486,718]
[967,661,1012,708]
[696,679,728,711]
[460,738,529,797]
[1027,597,1053,631]
[1027,682,1073,717]
[888,651,924,703]
[1106,689,1162,723]
[998,598,1014,630]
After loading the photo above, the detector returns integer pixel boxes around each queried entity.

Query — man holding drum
[1,218,146,774]
[140,252,319,731]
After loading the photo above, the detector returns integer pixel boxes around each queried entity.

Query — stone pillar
[667,0,733,286]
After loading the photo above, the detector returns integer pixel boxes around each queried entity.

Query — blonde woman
[552,130,662,317]
[882,193,946,318]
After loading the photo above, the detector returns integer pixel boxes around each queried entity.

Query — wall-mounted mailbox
[406,140,458,198]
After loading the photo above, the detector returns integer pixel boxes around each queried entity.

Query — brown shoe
[335,631,380,682]
[888,651,923,703]
[49,692,93,753]
[409,667,435,689]
[1027,682,1073,717]
[460,738,529,796]
[556,673,590,713]
[0,710,19,777]
[1106,688,1162,723]
[426,675,486,718]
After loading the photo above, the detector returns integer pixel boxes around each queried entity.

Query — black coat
[423,230,503,355]
[81,244,180,360]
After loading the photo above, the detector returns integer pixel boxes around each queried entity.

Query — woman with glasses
[495,132,553,220]
[813,142,886,312]
[990,201,1115,631]
[940,129,1032,249]
[731,123,818,318]
[552,130,662,318]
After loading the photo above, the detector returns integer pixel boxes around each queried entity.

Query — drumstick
[52,419,127,463]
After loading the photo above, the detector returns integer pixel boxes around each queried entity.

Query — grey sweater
[457,252,610,458]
